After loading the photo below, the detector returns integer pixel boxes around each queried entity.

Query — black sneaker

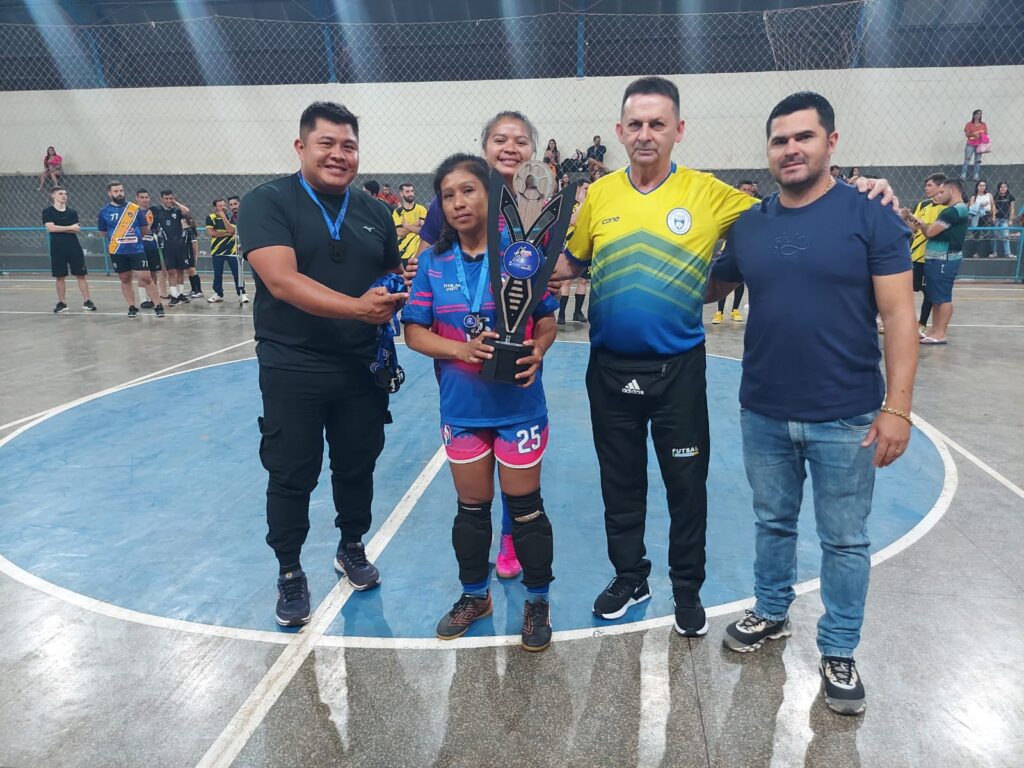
[556,314,566,325]
[275,569,311,627]
[83,300,97,311]
[178,293,191,304]
[334,541,380,590]
[819,656,866,715]
[521,599,552,652]
[53,301,68,314]
[127,305,139,318]
[189,290,204,299]
[154,304,165,318]
[723,610,792,652]
[436,593,492,640]
[673,591,709,637]
[573,311,588,323]
[169,295,181,307]
[140,300,154,310]
[593,577,651,619]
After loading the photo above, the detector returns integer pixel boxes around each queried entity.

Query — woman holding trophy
[403,154,559,652]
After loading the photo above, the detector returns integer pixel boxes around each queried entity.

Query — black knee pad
[507,490,554,589]
[452,500,492,585]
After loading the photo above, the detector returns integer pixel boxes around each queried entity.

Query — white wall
[2,65,1021,175]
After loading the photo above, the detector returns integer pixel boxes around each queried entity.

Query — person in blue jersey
[97,181,164,318]
[403,154,559,652]
[706,92,918,716]
[416,110,542,584]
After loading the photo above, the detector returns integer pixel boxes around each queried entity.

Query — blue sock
[526,585,549,603]
[461,579,489,599]
[500,493,513,536]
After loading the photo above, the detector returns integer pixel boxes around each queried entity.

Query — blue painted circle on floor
[0,344,945,639]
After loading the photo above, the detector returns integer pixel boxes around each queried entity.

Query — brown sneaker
[436,593,492,640]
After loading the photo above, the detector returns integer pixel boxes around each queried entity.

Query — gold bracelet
[880,405,913,425]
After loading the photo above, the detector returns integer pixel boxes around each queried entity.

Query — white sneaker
[207,294,223,303]
[239,293,250,304]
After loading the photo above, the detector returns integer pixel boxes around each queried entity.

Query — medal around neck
[482,166,576,385]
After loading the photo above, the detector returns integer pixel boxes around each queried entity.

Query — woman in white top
[969,180,995,258]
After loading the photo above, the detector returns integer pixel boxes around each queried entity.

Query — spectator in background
[38,147,63,191]
[993,182,1015,258]
[43,187,95,313]
[363,180,381,198]
[917,178,969,345]
[961,109,987,182]
[393,182,427,267]
[848,166,862,183]
[136,190,165,308]
[543,139,561,178]
[586,134,609,175]
[227,195,248,303]
[182,212,202,297]
[379,184,399,208]
[968,180,994,258]
[901,172,947,335]
[207,198,245,304]
[557,180,591,325]
[712,180,757,324]
[829,165,843,180]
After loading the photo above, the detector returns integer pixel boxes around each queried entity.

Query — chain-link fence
[1,0,1022,274]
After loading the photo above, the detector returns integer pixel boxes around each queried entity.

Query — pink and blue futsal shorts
[441,417,549,469]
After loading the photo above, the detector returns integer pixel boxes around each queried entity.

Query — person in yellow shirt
[903,173,947,334]
[393,182,427,267]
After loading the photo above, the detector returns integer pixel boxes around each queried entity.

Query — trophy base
[481,340,530,385]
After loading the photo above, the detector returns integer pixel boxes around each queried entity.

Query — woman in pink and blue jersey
[404,154,559,652]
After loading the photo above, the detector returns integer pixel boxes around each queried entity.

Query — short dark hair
[766,91,835,138]
[106,181,123,191]
[160,189,173,197]
[212,198,226,206]
[432,153,490,254]
[736,179,755,188]
[299,101,358,140]
[50,186,66,197]
[925,172,947,185]
[362,180,380,196]
[944,178,964,195]
[134,188,147,195]
[621,76,680,117]
[399,182,414,191]
[227,195,240,203]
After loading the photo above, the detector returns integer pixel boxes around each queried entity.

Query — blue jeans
[212,254,242,297]
[995,218,1011,257]
[740,408,878,658]
[961,144,981,180]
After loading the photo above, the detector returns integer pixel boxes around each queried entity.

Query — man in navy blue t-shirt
[708,92,919,716]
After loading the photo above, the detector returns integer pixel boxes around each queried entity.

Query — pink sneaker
[495,533,522,579]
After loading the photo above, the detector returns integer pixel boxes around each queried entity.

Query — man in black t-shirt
[136,190,165,308]
[238,101,408,628]
[42,187,95,313]
[155,189,194,306]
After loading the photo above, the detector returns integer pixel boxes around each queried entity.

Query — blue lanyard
[297,172,349,241]
[451,242,490,314]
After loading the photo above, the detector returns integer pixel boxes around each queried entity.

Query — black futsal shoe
[83,300,97,311]
[53,301,68,313]
[127,305,139,318]
[723,610,792,653]
[275,569,311,627]
[673,590,709,637]
[819,656,867,715]
[593,577,651,619]
[140,300,154,309]
[436,593,493,640]
[521,599,552,652]
[334,541,381,590]
[154,304,165,318]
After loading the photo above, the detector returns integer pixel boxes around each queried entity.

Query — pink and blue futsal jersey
[402,243,559,428]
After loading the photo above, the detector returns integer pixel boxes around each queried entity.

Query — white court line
[195,446,448,768]
[939,435,1024,500]
[0,339,254,432]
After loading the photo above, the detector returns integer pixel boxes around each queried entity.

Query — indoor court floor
[0,274,1022,768]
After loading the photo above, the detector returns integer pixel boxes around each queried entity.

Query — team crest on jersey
[666,207,692,236]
